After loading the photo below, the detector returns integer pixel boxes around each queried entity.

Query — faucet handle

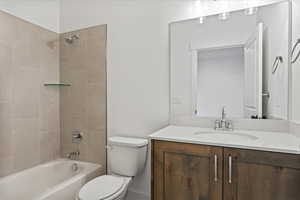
[225,120,233,130]
[65,153,71,159]
[214,120,221,130]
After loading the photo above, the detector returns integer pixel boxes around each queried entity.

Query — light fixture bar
[245,7,258,16]
[218,12,230,20]
[199,16,205,24]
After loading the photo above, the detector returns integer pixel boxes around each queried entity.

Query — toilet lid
[79,175,125,200]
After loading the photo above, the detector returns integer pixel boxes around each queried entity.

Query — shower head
[64,34,79,44]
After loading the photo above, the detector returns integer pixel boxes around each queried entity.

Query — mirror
[292,0,300,122]
[170,1,290,120]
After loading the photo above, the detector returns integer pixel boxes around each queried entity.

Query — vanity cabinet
[152,140,223,200]
[224,148,300,200]
[152,140,300,200]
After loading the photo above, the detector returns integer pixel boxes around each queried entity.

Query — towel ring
[291,39,300,64]
[272,56,283,74]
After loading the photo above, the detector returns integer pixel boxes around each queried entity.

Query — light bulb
[199,16,205,24]
[245,7,258,16]
[218,12,230,20]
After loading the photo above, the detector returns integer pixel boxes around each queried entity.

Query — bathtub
[0,159,102,200]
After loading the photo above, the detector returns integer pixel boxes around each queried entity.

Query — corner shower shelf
[44,83,71,87]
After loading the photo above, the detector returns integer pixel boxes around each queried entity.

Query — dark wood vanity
[151,140,300,200]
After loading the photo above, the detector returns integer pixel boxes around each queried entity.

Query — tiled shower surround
[60,25,107,173]
[0,10,107,177]
[0,11,60,177]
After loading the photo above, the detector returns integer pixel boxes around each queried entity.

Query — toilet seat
[79,175,129,200]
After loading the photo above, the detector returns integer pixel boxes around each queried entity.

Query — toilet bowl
[78,175,132,200]
[78,137,148,200]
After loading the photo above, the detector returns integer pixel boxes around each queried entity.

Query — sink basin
[194,130,259,143]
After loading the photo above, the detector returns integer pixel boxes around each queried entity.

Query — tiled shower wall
[60,25,107,173]
[0,11,107,177]
[0,11,60,177]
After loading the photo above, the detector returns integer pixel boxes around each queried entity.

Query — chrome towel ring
[291,38,300,64]
[272,56,283,74]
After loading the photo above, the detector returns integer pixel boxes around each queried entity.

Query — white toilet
[78,136,148,200]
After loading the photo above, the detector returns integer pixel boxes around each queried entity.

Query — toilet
[78,136,148,200]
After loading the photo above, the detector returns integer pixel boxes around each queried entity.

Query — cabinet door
[224,148,300,200]
[152,140,223,200]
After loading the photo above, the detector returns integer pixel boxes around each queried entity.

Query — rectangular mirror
[170,1,291,120]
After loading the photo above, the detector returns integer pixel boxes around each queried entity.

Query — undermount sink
[194,130,259,142]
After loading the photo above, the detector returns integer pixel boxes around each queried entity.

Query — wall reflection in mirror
[170,1,290,120]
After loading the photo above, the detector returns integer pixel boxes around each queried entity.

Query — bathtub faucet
[66,151,80,160]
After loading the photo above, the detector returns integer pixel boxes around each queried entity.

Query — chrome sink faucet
[214,106,233,131]
[221,106,226,126]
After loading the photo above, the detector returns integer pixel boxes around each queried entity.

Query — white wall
[0,0,59,32]
[170,11,256,119]
[197,48,244,118]
[292,0,300,122]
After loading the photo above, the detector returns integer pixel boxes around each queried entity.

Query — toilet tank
[108,137,148,177]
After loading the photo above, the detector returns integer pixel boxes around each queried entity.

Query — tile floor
[125,191,149,200]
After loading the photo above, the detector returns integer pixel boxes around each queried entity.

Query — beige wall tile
[0,103,12,151]
[86,86,106,131]
[60,25,107,169]
[0,120,13,158]
[0,157,14,177]
[0,12,18,44]
[39,86,60,133]
[0,11,106,178]
[0,11,60,177]
[12,118,39,154]
[86,130,106,166]
[12,118,41,171]
[39,131,60,163]
[11,68,40,118]
[0,44,13,102]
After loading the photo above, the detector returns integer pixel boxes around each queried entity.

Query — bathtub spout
[72,163,79,172]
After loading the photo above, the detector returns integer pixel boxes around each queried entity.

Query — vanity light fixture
[199,16,205,24]
[218,12,230,20]
[244,7,258,16]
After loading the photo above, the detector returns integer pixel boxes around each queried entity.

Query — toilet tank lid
[109,137,148,148]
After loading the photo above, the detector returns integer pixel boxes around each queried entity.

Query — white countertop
[149,126,300,155]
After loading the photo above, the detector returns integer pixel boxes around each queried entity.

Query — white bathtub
[0,159,102,200]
